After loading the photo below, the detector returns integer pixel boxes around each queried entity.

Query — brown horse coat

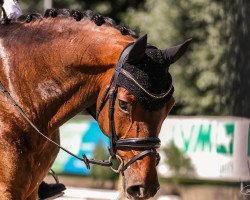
[0,11,190,199]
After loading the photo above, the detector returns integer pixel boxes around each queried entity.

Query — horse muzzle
[126,181,160,200]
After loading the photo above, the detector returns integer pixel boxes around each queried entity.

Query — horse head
[0,9,191,199]
[97,35,191,199]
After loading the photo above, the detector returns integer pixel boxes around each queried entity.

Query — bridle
[86,42,173,173]
[0,41,173,174]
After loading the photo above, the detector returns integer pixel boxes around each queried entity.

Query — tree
[19,0,248,117]
[20,0,146,23]
[163,141,194,178]
[163,141,195,195]
[90,142,118,188]
[222,0,250,117]
[123,0,227,115]
[44,0,52,10]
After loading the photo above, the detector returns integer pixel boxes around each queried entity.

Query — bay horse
[0,9,190,200]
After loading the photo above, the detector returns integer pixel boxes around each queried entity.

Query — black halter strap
[108,43,135,157]
[91,42,163,173]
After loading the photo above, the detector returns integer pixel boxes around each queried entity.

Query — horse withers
[0,9,190,200]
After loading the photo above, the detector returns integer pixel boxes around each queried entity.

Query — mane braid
[14,8,138,38]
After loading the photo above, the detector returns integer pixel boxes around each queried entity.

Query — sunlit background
[18,0,250,199]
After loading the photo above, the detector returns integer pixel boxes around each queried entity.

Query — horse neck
[0,19,134,132]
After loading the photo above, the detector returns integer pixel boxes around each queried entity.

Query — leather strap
[0,41,165,174]
[0,81,113,169]
[116,137,161,150]
[122,149,160,172]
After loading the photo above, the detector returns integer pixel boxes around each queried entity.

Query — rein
[0,41,173,174]
[0,81,113,168]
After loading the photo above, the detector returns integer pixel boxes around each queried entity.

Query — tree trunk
[44,0,53,10]
[225,0,250,117]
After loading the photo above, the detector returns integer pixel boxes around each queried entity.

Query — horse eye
[119,100,129,113]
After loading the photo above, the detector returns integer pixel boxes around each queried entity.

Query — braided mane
[13,8,138,38]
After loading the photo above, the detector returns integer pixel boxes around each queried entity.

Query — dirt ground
[44,174,242,200]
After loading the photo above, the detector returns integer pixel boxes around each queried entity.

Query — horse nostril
[127,184,146,198]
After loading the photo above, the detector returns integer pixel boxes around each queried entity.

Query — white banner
[158,117,250,181]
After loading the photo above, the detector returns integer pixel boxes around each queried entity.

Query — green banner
[174,123,234,155]
[216,124,234,155]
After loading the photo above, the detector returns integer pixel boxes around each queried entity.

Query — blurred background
[19,0,250,199]
[19,0,250,117]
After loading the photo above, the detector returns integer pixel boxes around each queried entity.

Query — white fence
[54,116,250,182]
[158,116,250,181]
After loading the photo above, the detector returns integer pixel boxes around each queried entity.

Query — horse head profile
[96,34,191,199]
[0,9,190,200]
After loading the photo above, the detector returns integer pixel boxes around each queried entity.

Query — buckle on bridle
[82,154,113,170]
[109,154,124,173]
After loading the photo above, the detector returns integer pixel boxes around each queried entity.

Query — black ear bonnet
[117,47,174,111]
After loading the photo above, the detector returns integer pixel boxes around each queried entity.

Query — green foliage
[19,0,145,22]
[19,1,43,12]
[20,0,82,13]
[90,142,118,187]
[18,0,250,116]
[163,141,195,178]
[221,0,250,117]
[123,0,227,115]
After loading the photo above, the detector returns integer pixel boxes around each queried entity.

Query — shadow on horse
[0,9,190,200]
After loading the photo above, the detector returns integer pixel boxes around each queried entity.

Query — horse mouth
[126,192,152,200]
[126,184,159,200]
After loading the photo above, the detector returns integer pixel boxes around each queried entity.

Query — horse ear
[162,38,192,64]
[127,34,147,63]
